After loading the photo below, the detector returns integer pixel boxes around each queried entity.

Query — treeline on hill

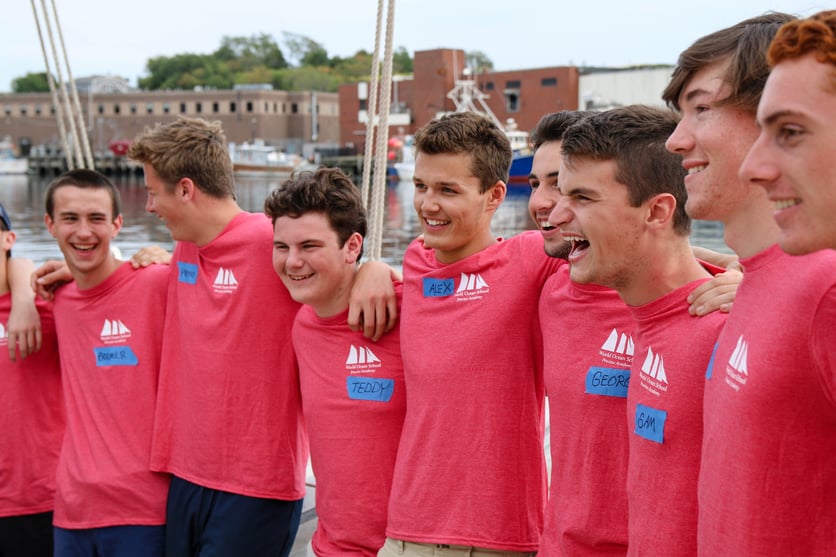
[12,33,494,93]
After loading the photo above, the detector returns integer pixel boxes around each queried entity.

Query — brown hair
[128,116,235,199]
[531,110,592,150]
[264,167,367,258]
[560,105,690,235]
[662,13,797,113]
[45,168,122,220]
[413,111,511,193]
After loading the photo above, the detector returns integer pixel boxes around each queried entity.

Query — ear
[44,214,57,238]
[178,178,197,202]
[0,229,15,251]
[646,193,677,230]
[486,180,507,211]
[344,232,363,264]
[111,214,124,238]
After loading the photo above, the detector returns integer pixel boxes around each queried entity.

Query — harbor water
[1,173,731,265]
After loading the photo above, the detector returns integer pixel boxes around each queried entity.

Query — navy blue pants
[0,511,53,557]
[53,524,164,557]
[165,476,303,557]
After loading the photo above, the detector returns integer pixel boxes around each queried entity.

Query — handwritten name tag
[634,403,666,444]
[177,262,198,285]
[585,366,630,398]
[347,377,395,402]
[94,346,139,366]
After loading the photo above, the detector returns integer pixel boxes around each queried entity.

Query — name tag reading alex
[423,278,454,297]
[634,403,667,444]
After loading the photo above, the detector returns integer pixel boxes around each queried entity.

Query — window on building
[35,105,42,115]
[114,104,121,115]
[485,82,495,91]
[282,103,286,113]
[130,103,137,115]
[20,106,27,116]
[163,103,170,114]
[180,102,187,114]
[264,102,269,112]
[246,101,253,113]
[505,80,521,89]
[541,77,557,87]
[273,102,277,113]
[291,103,298,114]
[146,103,154,114]
[229,101,236,113]
[359,99,367,111]
[195,102,202,114]
[98,104,104,115]
[504,89,520,113]
[3,106,10,116]
[213,102,220,113]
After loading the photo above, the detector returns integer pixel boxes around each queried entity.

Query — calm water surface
[1,173,729,265]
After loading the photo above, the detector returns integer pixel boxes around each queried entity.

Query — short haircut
[413,111,511,193]
[662,12,797,113]
[264,167,367,259]
[768,9,836,80]
[45,168,122,220]
[531,110,592,150]
[560,105,690,236]
[128,116,236,199]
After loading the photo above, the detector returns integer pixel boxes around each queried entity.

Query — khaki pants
[377,537,536,557]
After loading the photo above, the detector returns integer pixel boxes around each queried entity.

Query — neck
[722,197,780,259]
[619,238,710,306]
[191,197,242,247]
[73,257,122,290]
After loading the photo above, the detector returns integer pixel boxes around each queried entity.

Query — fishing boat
[0,137,29,175]
[229,140,302,177]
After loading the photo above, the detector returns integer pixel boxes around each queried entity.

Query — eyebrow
[761,108,806,127]
[683,87,712,104]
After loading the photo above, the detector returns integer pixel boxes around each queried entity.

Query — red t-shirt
[52,262,170,528]
[386,231,561,552]
[699,245,836,556]
[538,266,632,556]
[626,276,727,556]
[0,295,64,518]
[294,283,405,556]
[150,212,308,500]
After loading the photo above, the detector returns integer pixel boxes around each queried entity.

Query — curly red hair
[768,10,836,66]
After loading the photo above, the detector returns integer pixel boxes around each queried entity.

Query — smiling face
[272,211,362,317]
[45,185,123,290]
[413,151,505,264]
[548,157,649,291]
[529,141,570,259]
[143,163,187,241]
[665,60,763,223]
[739,53,836,254]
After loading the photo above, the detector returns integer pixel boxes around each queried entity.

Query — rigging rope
[362,0,396,261]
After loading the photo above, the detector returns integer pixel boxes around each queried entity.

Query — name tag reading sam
[634,403,667,444]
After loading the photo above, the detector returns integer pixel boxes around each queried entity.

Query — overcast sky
[1,0,827,93]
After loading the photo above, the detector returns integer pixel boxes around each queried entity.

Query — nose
[739,132,778,190]
[285,246,304,269]
[145,193,155,214]
[665,118,693,154]
[548,194,571,229]
[416,187,438,213]
[529,183,554,214]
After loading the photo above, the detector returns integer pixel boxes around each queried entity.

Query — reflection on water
[1,174,729,266]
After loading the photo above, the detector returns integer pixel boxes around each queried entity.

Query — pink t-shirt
[386,231,561,552]
[0,295,64,518]
[293,283,405,557]
[52,262,170,528]
[538,267,632,556]
[698,245,836,556]
[150,211,307,500]
[626,276,727,556]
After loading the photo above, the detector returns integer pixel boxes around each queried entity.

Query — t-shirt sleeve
[811,284,836,409]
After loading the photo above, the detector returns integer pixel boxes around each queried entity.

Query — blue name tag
[94,346,139,366]
[634,403,667,444]
[177,262,198,284]
[585,367,630,398]
[705,342,719,380]
[346,377,395,402]
[423,278,454,297]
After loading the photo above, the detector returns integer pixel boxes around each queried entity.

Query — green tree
[272,66,342,92]
[215,34,287,70]
[12,72,51,93]
[281,32,329,67]
[392,46,413,74]
[465,50,494,72]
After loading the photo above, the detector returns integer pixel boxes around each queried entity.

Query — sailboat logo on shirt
[455,272,489,301]
[213,267,239,293]
[345,344,382,372]
[724,335,749,391]
[600,329,634,358]
[100,318,131,344]
[638,346,668,395]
